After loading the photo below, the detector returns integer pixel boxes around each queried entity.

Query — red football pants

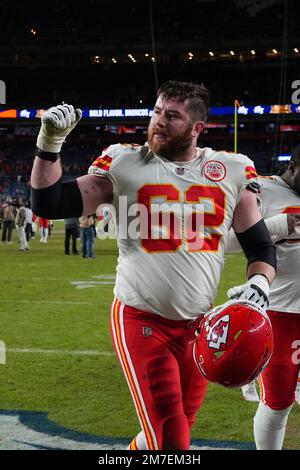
[38,217,49,228]
[110,298,208,450]
[258,310,300,410]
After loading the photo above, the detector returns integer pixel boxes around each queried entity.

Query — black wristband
[248,273,270,285]
[35,147,60,162]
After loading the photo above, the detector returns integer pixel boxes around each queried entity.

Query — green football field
[0,222,299,449]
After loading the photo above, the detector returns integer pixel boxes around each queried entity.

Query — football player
[38,217,49,243]
[30,81,276,450]
[227,211,298,404]
[227,144,300,449]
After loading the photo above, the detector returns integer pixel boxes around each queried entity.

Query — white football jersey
[259,176,300,314]
[88,144,258,320]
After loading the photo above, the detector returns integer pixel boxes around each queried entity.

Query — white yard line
[0,300,98,305]
[7,347,114,356]
[0,275,116,282]
[0,278,83,282]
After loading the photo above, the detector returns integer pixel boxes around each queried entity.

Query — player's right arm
[30,104,113,218]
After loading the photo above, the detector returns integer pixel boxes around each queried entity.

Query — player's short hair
[291,143,300,165]
[156,80,209,123]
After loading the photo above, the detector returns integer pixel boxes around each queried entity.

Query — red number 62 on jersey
[138,184,226,253]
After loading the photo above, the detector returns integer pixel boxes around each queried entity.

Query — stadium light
[91,55,101,64]
[128,54,136,62]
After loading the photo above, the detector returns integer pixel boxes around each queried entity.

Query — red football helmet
[193,299,273,387]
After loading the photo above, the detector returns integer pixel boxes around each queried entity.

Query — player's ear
[192,120,205,137]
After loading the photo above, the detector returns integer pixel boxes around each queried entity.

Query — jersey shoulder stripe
[245,166,258,179]
[282,206,300,214]
[92,155,113,172]
[88,143,146,178]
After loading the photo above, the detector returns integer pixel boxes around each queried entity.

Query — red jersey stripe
[92,160,111,171]
[246,173,258,180]
[100,154,113,163]
[282,206,300,214]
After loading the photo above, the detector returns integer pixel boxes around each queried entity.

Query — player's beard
[147,124,194,161]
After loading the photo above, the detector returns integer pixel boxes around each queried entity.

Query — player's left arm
[232,188,276,283]
[227,212,296,252]
[229,189,276,309]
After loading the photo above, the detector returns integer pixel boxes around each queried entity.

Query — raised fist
[37,104,82,153]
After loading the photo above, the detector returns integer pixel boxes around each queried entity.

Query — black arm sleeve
[30,177,83,219]
[235,219,277,270]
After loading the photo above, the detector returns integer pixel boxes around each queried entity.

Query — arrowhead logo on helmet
[206,315,229,350]
[193,299,273,388]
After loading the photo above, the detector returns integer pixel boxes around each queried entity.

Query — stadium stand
[0,0,299,197]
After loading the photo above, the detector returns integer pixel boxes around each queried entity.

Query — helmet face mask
[193,299,273,388]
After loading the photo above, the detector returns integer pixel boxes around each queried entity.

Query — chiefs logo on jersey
[204,161,226,182]
[206,314,229,350]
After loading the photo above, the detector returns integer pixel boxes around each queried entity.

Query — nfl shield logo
[176,167,185,175]
[143,326,152,337]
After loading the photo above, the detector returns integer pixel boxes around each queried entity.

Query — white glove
[227,274,270,310]
[37,104,82,153]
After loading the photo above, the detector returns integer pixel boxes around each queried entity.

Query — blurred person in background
[31,213,37,239]
[38,217,49,243]
[48,220,54,237]
[64,217,79,255]
[79,215,95,259]
[1,198,15,243]
[25,201,34,242]
[0,203,3,231]
[15,198,28,251]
